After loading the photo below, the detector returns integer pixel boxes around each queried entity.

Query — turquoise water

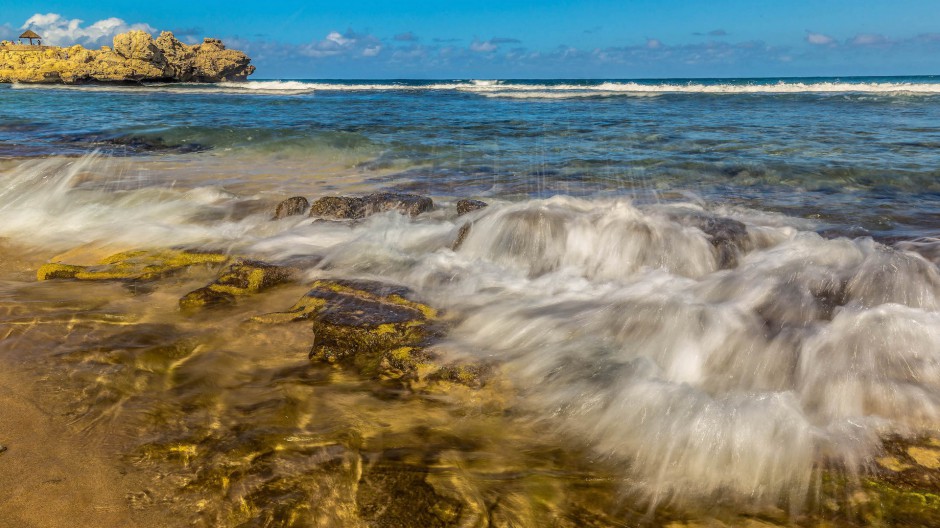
[3,76,940,239]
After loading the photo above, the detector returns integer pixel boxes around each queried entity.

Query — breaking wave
[11,78,940,99]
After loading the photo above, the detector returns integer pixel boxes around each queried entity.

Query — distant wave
[12,79,940,98]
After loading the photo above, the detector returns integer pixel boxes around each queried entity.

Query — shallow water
[1,78,940,526]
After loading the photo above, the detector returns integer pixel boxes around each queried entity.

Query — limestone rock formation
[0,30,254,84]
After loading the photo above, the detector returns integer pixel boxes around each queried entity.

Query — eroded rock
[0,30,254,84]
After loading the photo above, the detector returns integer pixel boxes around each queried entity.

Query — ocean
[1,77,939,526]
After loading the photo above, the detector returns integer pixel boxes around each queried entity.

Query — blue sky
[2,1,939,78]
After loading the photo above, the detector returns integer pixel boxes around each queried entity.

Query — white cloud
[20,13,155,47]
[646,38,663,49]
[300,29,384,59]
[470,39,498,52]
[850,33,888,46]
[805,31,834,46]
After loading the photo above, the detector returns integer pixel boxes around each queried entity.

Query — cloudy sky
[2,1,939,78]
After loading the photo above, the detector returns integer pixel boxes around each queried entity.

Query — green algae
[37,249,228,282]
[179,259,293,309]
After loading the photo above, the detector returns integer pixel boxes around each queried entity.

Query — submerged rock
[36,249,228,282]
[179,259,294,309]
[272,196,309,220]
[309,193,433,220]
[666,210,750,268]
[815,435,940,526]
[0,30,254,84]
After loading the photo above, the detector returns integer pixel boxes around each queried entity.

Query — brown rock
[456,199,488,216]
[273,196,309,219]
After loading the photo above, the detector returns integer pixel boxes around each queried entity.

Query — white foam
[13,79,940,98]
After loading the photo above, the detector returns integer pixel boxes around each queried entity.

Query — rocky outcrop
[0,30,254,84]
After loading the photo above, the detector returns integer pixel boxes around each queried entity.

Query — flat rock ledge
[0,30,254,84]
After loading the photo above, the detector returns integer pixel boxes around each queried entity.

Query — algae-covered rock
[813,435,940,527]
[178,286,236,309]
[309,193,433,220]
[37,249,228,282]
[272,196,309,220]
[179,259,293,309]
[253,279,450,381]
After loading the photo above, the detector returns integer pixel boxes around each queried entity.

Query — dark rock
[179,259,293,310]
[309,193,433,220]
[253,279,493,388]
[302,280,439,379]
[272,196,309,220]
[456,199,488,216]
[252,279,440,379]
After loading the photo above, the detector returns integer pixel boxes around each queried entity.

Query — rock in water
[309,193,433,220]
[0,30,254,84]
[456,199,488,216]
[36,249,228,282]
[272,196,310,219]
[362,193,433,217]
[179,260,294,309]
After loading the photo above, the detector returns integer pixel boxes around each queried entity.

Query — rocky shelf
[0,30,254,84]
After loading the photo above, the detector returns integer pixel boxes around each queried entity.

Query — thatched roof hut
[19,30,41,45]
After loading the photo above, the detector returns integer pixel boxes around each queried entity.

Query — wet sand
[0,361,170,528]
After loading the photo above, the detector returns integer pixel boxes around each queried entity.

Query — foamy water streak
[12,79,940,98]
[11,81,317,95]
[0,154,273,251]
